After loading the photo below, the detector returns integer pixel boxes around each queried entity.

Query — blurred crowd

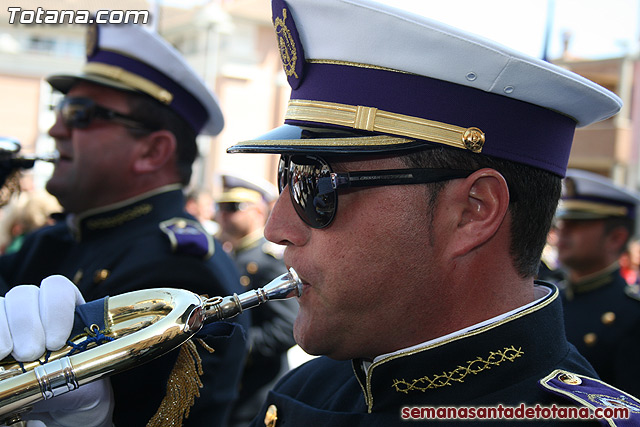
[0,178,61,255]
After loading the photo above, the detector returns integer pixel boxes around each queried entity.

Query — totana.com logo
[7,8,149,25]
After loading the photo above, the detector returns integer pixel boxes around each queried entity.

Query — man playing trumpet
[0,22,247,427]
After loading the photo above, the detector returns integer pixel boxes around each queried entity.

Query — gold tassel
[146,340,210,427]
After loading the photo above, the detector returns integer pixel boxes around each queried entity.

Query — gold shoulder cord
[147,339,215,427]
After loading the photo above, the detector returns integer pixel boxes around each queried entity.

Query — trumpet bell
[0,288,204,422]
[0,268,302,424]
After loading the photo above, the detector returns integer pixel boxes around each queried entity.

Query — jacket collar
[563,261,620,299]
[352,283,567,411]
[67,184,183,241]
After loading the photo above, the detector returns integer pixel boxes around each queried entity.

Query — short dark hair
[400,146,562,278]
[124,92,199,186]
[603,216,635,255]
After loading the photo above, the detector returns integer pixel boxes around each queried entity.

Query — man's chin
[44,180,66,207]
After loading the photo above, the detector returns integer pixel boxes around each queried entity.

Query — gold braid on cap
[560,200,629,218]
[83,62,173,104]
[285,99,485,153]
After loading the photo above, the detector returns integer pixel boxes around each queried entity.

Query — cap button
[158,90,173,104]
[264,404,278,427]
[462,127,485,153]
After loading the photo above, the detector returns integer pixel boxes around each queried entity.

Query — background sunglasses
[54,97,151,130]
[278,154,475,229]
[216,202,249,213]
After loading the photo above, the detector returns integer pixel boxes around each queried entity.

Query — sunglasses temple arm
[331,172,416,189]
[332,170,473,189]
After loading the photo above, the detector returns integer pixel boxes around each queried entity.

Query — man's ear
[131,130,177,174]
[447,168,511,257]
[605,226,630,255]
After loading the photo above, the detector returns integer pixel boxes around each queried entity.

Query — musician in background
[0,22,247,426]
[185,188,219,236]
[214,173,297,426]
[554,169,640,396]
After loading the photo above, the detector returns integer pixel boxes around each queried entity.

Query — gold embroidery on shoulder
[392,346,524,393]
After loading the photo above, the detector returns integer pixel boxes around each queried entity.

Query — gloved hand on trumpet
[0,276,113,427]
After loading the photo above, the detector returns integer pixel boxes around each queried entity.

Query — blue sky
[381,0,639,60]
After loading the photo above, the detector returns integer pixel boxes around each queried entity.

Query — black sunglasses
[278,154,475,229]
[217,202,248,213]
[53,97,152,131]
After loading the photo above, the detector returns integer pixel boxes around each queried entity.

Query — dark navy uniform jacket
[250,283,640,426]
[561,265,640,397]
[0,186,249,427]
[228,233,298,426]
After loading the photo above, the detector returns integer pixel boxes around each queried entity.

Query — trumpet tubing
[0,268,302,424]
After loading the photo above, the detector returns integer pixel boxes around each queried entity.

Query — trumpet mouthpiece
[203,268,302,322]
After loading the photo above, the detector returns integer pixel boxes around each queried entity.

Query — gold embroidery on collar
[363,286,555,412]
[569,262,619,295]
[86,204,152,230]
[391,346,524,393]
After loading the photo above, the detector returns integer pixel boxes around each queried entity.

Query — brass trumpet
[0,268,302,425]
[0,136,59,207]
[0,137,59,168]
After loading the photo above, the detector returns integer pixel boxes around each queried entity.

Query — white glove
[0,276,114,427]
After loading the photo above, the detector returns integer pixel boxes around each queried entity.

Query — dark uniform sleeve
[93,240,250,427]
[611,286,640,396]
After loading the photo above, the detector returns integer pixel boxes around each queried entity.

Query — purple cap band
[285,62,576,176]
[89,50,209,134]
